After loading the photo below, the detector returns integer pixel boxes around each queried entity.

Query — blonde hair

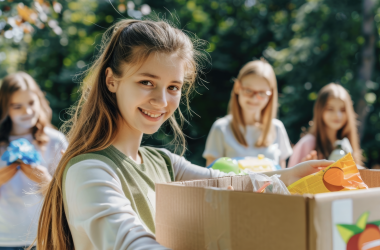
[228,59,278,147]
[35,19,204,250]
[0,72,52,146]
[310,83,362,164]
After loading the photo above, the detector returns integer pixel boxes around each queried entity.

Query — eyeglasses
[240,86,272,99]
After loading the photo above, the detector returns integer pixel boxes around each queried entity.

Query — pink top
[288,134,316,168]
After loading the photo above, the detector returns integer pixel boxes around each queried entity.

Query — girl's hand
[20,163,52,184]
[0,163,19,186]
[271,160,333,186]
[301,150,318,162]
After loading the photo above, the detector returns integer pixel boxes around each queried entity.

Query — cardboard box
[155,169,380,250]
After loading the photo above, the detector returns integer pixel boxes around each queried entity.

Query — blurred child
[203,59,292,168]
[288,83,362,167]
[35,20,330,250]
[0,72,67,250]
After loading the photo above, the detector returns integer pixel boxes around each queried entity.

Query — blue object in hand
[1,138,42,166]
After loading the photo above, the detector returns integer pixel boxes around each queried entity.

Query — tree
[1,0,380,167]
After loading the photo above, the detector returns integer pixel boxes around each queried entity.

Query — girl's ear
[233,80,240,94]
[105,67,118,93]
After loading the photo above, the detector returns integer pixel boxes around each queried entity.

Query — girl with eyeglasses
[203,59,293,168]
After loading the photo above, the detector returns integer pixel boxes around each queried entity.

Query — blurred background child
[288,83,362,167]
[0,72,67,250]
[203,59,292,168]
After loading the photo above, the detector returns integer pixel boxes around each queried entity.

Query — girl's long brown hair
[35,19,205,250]
[228,59,278,147]
[0,72,52,146]
[310,83,362,164]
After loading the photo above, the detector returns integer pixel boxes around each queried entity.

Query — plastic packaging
[248,172,290,195]
[288,153,368,195]
[208,155,281,174]
[207,157,241,174]
[1,138,42,167]
[238,154,279,172]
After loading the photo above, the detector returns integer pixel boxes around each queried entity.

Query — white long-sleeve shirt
[65,148,227,250]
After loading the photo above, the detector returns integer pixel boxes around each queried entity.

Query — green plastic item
[210,157,241,174]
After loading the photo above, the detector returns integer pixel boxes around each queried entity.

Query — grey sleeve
[157,148,230,181]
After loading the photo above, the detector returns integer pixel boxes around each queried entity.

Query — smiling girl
[0,72,67,250]
[203,59,293,168]
[288,83,362,167]
[35,19,331,250]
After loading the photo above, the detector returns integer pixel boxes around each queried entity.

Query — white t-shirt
[64,148,229,250]
[0,127,68,247]
[203,115,293,164]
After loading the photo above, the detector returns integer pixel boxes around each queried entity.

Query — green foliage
[1,0,380,167]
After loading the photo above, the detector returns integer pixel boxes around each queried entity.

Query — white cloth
[64,148,227,250]
[0,127,68,247]
[202,115,293,164]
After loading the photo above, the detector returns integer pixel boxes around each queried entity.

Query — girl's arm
[159,149,232,181]
[0,163,18,187]
[158,149,332,186]
[263,160,333,186]
[65,160,170,250]
[288,134,316,168]
[20,163,52,184]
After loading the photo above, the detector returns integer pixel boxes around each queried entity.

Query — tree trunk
[356,0,376,139]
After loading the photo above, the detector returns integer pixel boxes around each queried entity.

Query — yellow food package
[287,153,368,194]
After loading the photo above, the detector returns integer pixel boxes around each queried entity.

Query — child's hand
[20,163,52,184]
[301,150,318,162]
[280,160,333,186]
[0,163,19,186]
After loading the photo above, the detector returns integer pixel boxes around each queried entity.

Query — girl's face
[322,98,347,131]
[237,74,271,115]
[106,52,185,135]
[8,89,41,132]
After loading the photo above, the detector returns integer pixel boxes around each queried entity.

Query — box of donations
[155,169,380,250]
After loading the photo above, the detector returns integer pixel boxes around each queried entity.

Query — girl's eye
[243,89,253,95]
[12,106,21,110]
[168,86,180,91]
[140,81,153,86]
[29,101,34,106]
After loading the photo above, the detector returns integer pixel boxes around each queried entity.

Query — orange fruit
[358,224,380,250]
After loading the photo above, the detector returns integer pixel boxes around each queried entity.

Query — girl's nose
[150,88,168,108]
[24,106,33,115]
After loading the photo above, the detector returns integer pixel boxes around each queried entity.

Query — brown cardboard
[156,169,380,250]
[359,169,380,187]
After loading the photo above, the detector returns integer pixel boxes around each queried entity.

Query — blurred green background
[1,0,380,167]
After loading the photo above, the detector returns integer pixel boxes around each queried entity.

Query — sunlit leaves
[0,0,63,41]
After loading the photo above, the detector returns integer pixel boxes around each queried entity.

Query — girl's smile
[138,107,166,121]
